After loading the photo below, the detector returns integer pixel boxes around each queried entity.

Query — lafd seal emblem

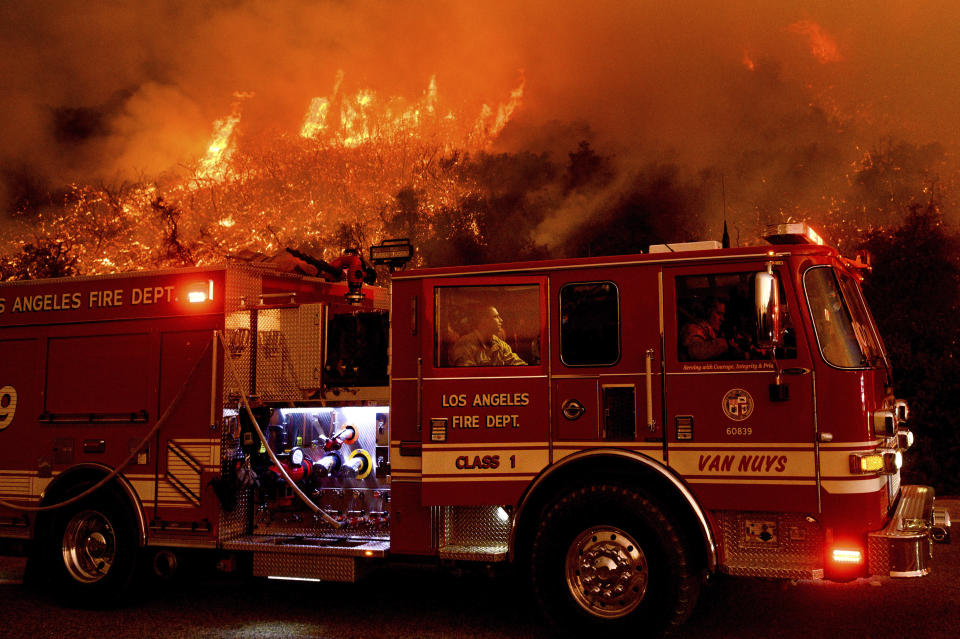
[722,388,753,421]
[0,386,17,430]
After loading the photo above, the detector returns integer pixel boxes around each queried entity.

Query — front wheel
[531,484,700,636]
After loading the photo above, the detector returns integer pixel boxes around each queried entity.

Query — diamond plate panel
[867,536,890,575]
[717,510,824,579]
[217,435,252,543]
[442,506,510,548]
[252,551,363,582]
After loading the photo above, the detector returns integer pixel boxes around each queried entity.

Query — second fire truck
[0,224,950,634]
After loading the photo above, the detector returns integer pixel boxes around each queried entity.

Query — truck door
[550,271,664,462]
[153,329,219,531]
[420,277,549,506]
[663,263,818,512]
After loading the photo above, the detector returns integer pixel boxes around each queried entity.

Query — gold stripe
[423,475,536,483]
[686,478,817,486]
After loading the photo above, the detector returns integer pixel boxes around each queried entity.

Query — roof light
[648,240,722,253]
[764,223,826,246]
[831,548,863,565]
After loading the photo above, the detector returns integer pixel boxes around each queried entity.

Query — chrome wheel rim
[62,510,116,583]
[565,525,648,618]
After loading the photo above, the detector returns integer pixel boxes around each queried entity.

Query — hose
[216,331,344,528]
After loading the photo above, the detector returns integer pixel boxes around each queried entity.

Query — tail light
[831,548,863,565]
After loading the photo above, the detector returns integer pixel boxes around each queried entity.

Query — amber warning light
[187,280,215,304]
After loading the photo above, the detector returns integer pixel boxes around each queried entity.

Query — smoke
[3,1,959,246]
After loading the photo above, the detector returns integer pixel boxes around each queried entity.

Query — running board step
[223,535,389,583]
[438,544,507,562]
[224,534,389,557]
[253,552,368,582]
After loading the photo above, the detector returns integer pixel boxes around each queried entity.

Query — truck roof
[393,242,837,280]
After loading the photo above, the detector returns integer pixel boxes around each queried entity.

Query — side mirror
[755,270,782,350]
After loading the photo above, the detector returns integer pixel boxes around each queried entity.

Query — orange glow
[789,20,841,63]
[742,51,756,71]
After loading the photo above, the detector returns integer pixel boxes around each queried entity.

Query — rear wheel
[531,483,699,636]
[39,491,139,604]
[62,508,120,584]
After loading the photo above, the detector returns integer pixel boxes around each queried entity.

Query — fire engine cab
[0,224,950,634]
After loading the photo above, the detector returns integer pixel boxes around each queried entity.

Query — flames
[198,91,255,180]
[6,74,525,275]
[200,72,523,179]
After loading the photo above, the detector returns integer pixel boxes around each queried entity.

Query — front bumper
[867,485,951,577]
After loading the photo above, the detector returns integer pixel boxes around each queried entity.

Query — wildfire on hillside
[2,4,957,282]
[16,74,526,275]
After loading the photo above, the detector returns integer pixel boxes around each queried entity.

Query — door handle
[645,349,656,431]
[561,398,586,421]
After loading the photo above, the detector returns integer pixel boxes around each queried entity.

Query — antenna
[721,175,730,248]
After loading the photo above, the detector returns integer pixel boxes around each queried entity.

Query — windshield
[804,266,870,368]
[836,270,885,366]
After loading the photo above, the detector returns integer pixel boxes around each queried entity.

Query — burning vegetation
[2,73,531,275]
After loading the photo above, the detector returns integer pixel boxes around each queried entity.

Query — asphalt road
[1,499,957,639]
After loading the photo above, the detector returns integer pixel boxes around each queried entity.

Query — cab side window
[435,285,541,367]
[676,272,796,362]
[559,281,620,366]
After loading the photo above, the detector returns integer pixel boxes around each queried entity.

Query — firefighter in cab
[452,305,526,367]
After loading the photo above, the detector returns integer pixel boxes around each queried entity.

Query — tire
[41,491,139,605]
[530,483,700,637]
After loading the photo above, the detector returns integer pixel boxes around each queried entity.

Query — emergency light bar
[764,223,826,246]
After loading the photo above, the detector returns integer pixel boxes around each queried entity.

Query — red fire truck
[0,225,950,634]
